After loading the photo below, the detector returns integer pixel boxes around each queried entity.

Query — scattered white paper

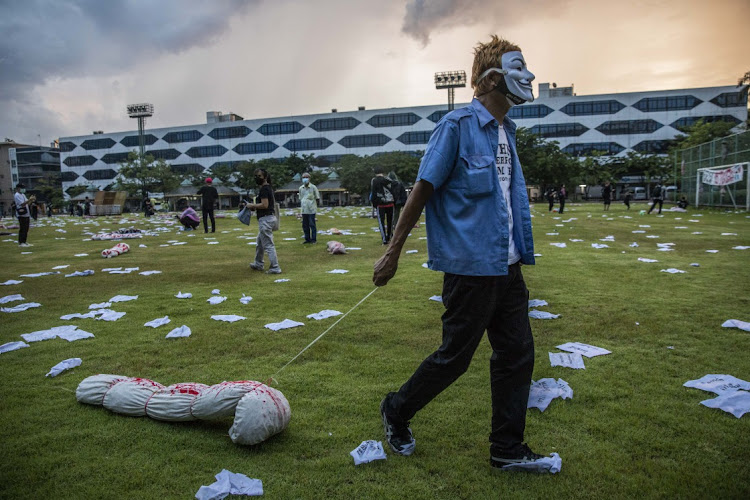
[166,325,191,338]
[211,315,246,323]
[109,295,138,303]
[74,253,88,257]
[405,250,418,254]
[20,272,59,278]
[638,258,658,263]
[700,391,750,418]
[2,302,41,313]
[556,342,611,358]
[212,289,221,295]
[1,280,23,285]
[207,296,227,305]
[265,319,305,331]
[684,374,750,395]
[350,440,387,465]
[144,316,171,328]
[327,269,349,274]
[96,311,126,321]
[600,235,615,241]
[176,291,192,299]
[529,310,560,319]
[569,239,584,243]
[139,270,162,276]
[549,352,585,369]
[550,243,567,248]
[721,319,750,332]
[46,358,82,377]
[660,268,686,274]
[733,246,750,250]
[195,469,263,500]
[429,295,443,303]
[629,242,639,247]
[274,279,291,283]
[57,329,95,342]
[591,243,609,249]
[89,302,112,310]
[690,263,700,267]
[306,309,342,320]
[65,269,95,277]
[0,341,29,354]
[705,250,719,253]
[240,294,253,304]
[0,294,24,304]
[501,452,562,474]
[528,378,573,412]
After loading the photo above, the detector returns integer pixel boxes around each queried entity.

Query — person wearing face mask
[298,172,320,244]
[246,169,281,274]
[374,36,550,471]
[14,183,36,247]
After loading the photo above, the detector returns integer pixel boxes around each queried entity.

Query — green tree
[34,176,64,207]
[115,152,181,196]
[65,184,88,199]
[373,151,422,186]
[670,120,736,151]
[256,158,293,189]
[333,155,374,199]
[515,128,580,190]
[208,164,234,184]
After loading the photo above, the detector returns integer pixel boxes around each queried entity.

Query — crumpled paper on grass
[556,342,611,358]
[350,440,387,465]
[265,319,304,331]
[195,469,263,499]
[166,325,191,338]
[528,378,572,412]
[549,352,585,369]
[211,315,246,323]
[2,302,41,313]
[109,295,138,303]
[700,391,750,418]
[145,316,171,328]
[306,310,342,320]
[0,294,24,304]
[207,296,227,305]
[721,319,750,332]
[46,358,82,377]
[529,310,560,319]
[1,341,29,354]
[683,374,750,395]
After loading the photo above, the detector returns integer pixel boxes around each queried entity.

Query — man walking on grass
[373,35,549,471]
[299,172,320,244]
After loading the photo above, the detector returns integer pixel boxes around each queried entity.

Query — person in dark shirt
[370,166,395,244]
[245,169,281,274]
[602,181,613,211]
[557,185,567,214]
[647,183,664,215]
[388,173,408,228]
[545,187,555,212]
[197,177,219,233]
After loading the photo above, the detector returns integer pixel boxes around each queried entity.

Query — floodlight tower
[126,103,154,161]
[434,71,467,111]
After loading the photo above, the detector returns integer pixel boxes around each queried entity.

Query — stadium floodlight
[434,71,467,111]
[127,103,154,161]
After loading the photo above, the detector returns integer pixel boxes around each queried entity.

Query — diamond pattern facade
[596,119,662,135]
[258,122,304,135]
[185,145,228,158]
[83,169,118,180]
[80,138,116,150]
[208,126,251,140]
[100,152,132,164]
[339,134,391,148]
[560,100,624,116]
[367,113,420,128]
[121,134,158,147]
[310,117,360,132]
[63,155,97,167]
[162,130,203,143]
[283,138,332,151]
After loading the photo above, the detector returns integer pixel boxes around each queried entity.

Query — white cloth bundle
[76,376,291,445]
[326,241,347,254]
[101,242,130,258]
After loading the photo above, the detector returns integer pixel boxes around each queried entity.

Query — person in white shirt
[298,173,321,244]
[13,183,35,247]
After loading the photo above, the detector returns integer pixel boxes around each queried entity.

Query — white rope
[268,287,379,382]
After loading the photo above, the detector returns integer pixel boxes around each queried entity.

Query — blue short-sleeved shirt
[416,98,535,276]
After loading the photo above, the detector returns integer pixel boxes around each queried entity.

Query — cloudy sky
[1,0,747,145]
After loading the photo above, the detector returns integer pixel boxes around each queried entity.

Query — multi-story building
[0,140,36,216]
[58,83,748,197]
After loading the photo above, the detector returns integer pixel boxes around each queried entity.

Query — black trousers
[548,199,554,211]
[559,199,565,214]
[386,264,534,453]
[376,205,393,244]
[18,217,30,244]
[202,207,215,232]
[648,199,663,214]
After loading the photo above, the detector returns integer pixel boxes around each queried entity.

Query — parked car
[633,187,647,200]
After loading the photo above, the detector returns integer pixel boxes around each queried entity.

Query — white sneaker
[19,243,32,247]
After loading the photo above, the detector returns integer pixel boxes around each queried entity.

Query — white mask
[477,51,535,105]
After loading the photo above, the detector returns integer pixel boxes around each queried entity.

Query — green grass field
[1,201,749,499]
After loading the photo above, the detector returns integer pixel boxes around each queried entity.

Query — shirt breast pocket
[461,154,495,198]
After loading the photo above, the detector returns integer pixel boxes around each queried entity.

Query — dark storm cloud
[0,0,256,102]
[402,0,567,46]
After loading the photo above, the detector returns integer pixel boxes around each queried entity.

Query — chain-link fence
[675,130,750,209]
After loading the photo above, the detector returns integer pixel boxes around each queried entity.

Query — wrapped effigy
[76,375,291,445]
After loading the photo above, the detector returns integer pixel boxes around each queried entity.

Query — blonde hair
[471,35,521,96]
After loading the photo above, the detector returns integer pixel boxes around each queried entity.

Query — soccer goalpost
[695,162,750,211]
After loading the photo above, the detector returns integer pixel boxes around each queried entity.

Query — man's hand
[373,251,399,286]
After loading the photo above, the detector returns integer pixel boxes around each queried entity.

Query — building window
[208,126,251,140]
[58,141,77,153]
[283,138,332,151]
[121,134,158,147]
[530,123,588,138]
[670,115,741,131]
[339,134,392,148]
[397,131,432,145]
[60,172,79,182]
[185,145,228,158]
[562,142,625,156]
[632,140,674,154]
[83,169,118,180]
[233,142,279,155]
[560,100,625,116]
[162,130,204,143]
[170,163,205,174]
[80,138,116,150]
[710,88,749,108]
[367,113,421,128]
[507,104,554,119]
[257,122,304,136]
[633,95,702,112]
[427,110,450,123]
[596,119,662,135]
[310,117,360,132]
[63,155,97,167]
[145,149,181,160]
[100,152,132,164]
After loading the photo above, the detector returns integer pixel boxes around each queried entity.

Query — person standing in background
[370,166,395,245]
[14,183,35,247]
[197,177,219,233]
[557,185,567,214]
[298,172,320,244]
[602,181,613,211]
[622,187,632,210]
[247,169,281,274]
